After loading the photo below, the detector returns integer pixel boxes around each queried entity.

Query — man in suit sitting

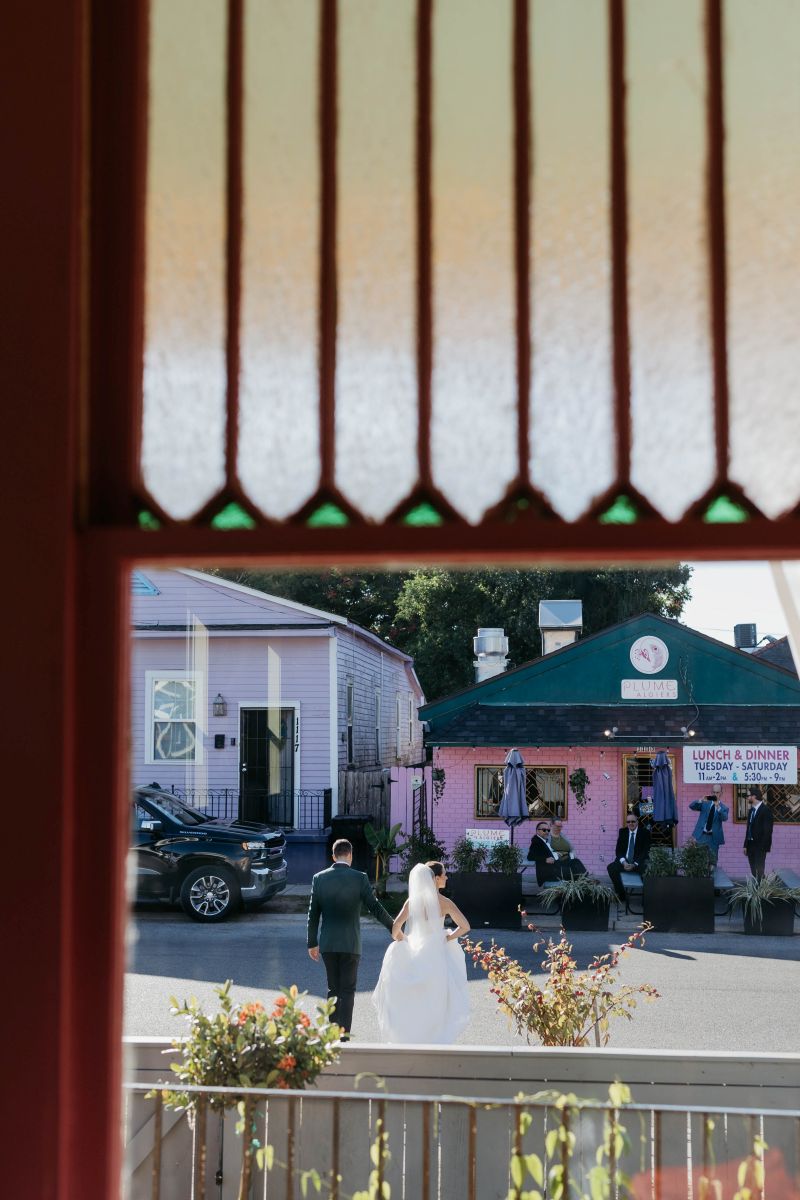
[743,786,774,879]
[307,838,396,1037]
[689,786,728,865]
[607,813,651,904]
[527,820,587,885]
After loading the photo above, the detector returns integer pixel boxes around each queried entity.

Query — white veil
[406,863,441,951]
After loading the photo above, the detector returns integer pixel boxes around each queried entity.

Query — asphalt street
[124,909,800,1050]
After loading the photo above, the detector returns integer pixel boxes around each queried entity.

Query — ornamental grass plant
[728,872,800,926]
[467,922,659,1047]
[540,874,615,910]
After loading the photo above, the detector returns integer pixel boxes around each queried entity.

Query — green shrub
[397,823,447,879]
[449,835,487,873]
[644,846,677,877]
[486,840,523,875]
[676,838,713,878]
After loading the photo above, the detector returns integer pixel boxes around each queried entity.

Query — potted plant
[541,875,615,931]
[154,981,343,1196]
[397,821,447,879]
[728,873,800,936]
[643,840,715,933]
[568,767,591,810]
[364,821,406,895]
[446,836,522,930]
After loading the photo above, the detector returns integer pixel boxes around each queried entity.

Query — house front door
[239,707,295,826]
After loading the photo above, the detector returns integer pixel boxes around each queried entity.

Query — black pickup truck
[130,785,288,921]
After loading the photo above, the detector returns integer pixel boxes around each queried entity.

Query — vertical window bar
[705,0,730,488]
[225,0,244,497]
[608,0,631,489]
[319,0,338,495]
[416,0,433,492]
[513,0,531,491]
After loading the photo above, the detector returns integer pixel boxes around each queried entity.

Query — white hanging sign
[683,745,797,785]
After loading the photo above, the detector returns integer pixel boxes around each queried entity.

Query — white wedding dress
[372,864,470,1044]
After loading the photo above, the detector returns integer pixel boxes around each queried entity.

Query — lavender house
[131,570,425,862]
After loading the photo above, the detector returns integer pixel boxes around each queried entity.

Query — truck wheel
[180,866,239,922]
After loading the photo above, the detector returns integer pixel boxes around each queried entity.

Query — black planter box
[446,871,522,930]
[743,898,796,936]
[643,877,715,933]
[560,896,611,932]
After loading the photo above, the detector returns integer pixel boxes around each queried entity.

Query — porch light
[604,727,618,739]
[681,726,696,738]
[212,693,227,718]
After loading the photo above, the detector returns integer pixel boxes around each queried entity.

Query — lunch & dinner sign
[683,745,797,785]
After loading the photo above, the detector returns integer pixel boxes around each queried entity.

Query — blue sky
[681,561,787,647]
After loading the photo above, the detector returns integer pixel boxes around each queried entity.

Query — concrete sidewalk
[272,878,791,935]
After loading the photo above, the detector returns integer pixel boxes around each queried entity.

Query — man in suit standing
[743,787,773,879]
[307,838,396,1037]
[607,813,651,904]
[689,786,728,865]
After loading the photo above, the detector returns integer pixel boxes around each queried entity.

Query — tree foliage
[214,565,692,701]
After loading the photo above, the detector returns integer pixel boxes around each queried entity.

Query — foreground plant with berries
[156,979,343,1111]
[466,921,659,1046]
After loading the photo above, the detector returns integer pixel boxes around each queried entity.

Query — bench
[520,866,560,913]
[774,867,800,915]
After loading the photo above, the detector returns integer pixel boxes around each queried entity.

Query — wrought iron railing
[168,786,332,830]
[124,1081,800,1200]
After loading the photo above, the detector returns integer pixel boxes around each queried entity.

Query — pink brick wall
[426,745,800,876]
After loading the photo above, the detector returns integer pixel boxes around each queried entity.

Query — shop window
[622,753,676,848]
[732,782,800,825]
[475,765,567,820]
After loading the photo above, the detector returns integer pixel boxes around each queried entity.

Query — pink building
[416,614,800,876]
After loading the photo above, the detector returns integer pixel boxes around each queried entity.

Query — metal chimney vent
[473,627,509,683]
[538,600,583,655]
[734,622,757,652]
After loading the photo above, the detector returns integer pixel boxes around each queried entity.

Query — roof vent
[473,627,509,683]
[734,622,757,652]
[538,599,583,655]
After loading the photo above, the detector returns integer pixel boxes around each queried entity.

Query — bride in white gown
[372,861,471,1044]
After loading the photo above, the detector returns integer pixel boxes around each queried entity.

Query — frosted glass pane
[529,0,614,521]
[727,1,800,517]
[336,0,418,522]
[431,0,517,524]
[628,0,714,520]
[142,0,227,519]
[238,0,320,520]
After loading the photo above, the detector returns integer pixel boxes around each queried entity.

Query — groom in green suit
[307,838,396,1036]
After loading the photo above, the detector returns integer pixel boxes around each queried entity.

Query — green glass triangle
[402,502,444,527]
[210,502,256,530]
[306,502,349,528]
[138,509,161,531]
[702,495,749,524]
[598,495,638,525]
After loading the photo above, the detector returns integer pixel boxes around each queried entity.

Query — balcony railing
[168,786,332,830]
[124,1081,800,1200]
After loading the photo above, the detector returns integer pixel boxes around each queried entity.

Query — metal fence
[124,1081,800,1200]
[168,786,332,830]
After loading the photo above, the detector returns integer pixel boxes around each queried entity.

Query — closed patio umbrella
[500,747,528,844]
[651,750,677,824]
